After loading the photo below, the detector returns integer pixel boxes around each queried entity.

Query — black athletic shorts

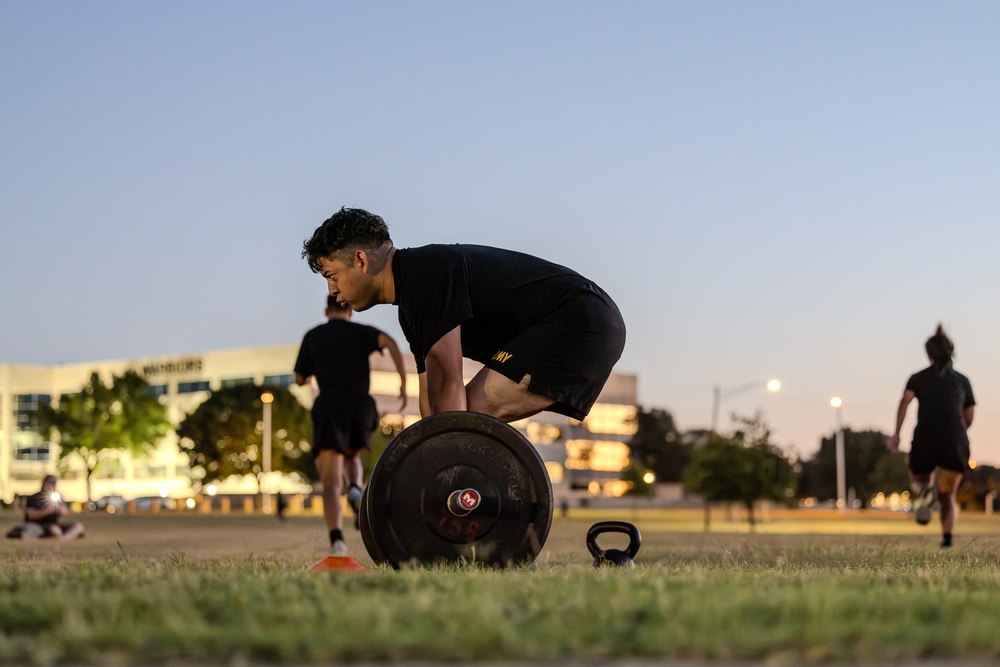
[311,396,379,456]
[909,439,970,476]
[482,281,626,420]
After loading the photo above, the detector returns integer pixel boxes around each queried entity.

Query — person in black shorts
[887,325,975,548]
[294,295,408,556]
[23,474,85,539]
[301,207,626,423]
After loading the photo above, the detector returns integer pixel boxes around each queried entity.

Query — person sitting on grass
[23,474,85,540]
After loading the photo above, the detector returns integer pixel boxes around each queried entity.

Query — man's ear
[355,249,368,272]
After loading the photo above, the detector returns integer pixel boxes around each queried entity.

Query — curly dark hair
[302,207,392,273]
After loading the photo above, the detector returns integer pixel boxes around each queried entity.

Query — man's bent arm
[423,326,467,415]
[886,390,915,451]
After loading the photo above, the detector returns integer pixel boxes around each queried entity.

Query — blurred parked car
[89,495,127,512]
[133,496,176,511]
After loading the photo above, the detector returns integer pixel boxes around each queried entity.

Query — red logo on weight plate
[459,489,481,511]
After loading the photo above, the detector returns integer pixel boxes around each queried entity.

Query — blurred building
[0,344,637,505]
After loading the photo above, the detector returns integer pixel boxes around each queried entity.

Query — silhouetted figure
[887,324,975,548]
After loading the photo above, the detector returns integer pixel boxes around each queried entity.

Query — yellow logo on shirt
[491,350,513,364]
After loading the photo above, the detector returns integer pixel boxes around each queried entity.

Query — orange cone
[307,556,370,573]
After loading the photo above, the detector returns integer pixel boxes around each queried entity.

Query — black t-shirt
[392,244,594,372]
[24,490,60,526]
[293,320,382,409]
[905,365,976,449]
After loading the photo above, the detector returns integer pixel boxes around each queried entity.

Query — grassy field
[2,506,1000,665]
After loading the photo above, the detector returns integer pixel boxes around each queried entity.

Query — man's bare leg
[315,450,345,533]
[61,522,84,539]
[937,468,963,546]
[466,369,554,422]
[343,450,365,521]
[343,451,363,491]
[909,471,932,496]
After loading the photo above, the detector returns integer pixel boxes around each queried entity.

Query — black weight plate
[358,485,386,566]
[364,411,552,568]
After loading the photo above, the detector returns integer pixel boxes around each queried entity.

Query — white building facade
[0,344,638,505]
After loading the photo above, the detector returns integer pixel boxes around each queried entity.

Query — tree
[40,371,171,504]
[176,384,313,492]
[797,429,909,506]
[683,413,797,530]
[627,407,689,483]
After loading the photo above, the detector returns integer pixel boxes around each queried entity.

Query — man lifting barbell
[301,207,626,424]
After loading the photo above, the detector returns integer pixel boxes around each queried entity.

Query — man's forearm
[427,377,467,414]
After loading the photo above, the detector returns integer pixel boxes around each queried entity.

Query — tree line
[629,407,1000,517]
[38,373,1000,513]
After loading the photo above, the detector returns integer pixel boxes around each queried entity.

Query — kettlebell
[586,521,641,569]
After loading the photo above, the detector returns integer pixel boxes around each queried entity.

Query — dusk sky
[3,2,999,464]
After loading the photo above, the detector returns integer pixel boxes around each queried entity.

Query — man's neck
[379,246,397,304]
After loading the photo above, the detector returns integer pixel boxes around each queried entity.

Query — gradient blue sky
[3,2,999,464]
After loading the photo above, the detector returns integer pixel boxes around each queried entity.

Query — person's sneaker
[913,486,934,525]
[348,484,363,516]
[330,539,349,557]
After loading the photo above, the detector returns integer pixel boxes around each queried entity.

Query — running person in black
[295,295,407,556]
[887,325,975,548]
[301,207,626,422]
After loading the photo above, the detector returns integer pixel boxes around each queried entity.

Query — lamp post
[710,378,781,434]
[261,392,273,514]
[830,396,846,512]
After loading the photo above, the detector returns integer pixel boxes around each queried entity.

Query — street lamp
[710,378,781,434]
[830,396,846,512]
[261,391,274,514]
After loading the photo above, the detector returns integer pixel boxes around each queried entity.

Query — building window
[177,381,210,394]
[13,442,51,461]
[581,403,638,436]
[148,384,168,397]
[220,377,254,389]
[564,439,631,472]
[263,374,295,388]
[13,394,52,433]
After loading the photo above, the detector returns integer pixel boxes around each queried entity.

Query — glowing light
[587,480,601,496]
[642,472,655,484]
[159,488,168,498]
[606,480,632,497]
[185,498,196,509]
[260,392,274,404]
[206,485,218,496]
[830,396,843,408]
[969,459,978,469]
[51,492,62,503]
[766,379,781,392]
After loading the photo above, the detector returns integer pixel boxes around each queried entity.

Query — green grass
[2,508,1000,664]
